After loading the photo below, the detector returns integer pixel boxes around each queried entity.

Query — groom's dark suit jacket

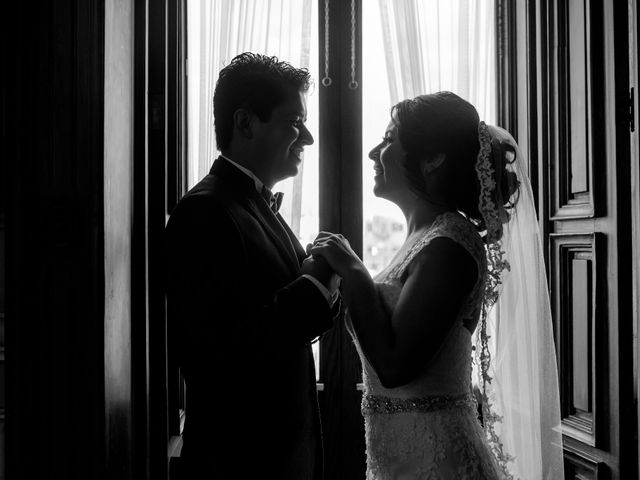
[165,157,335,479]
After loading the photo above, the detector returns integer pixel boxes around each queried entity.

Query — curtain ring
[322,77,332,87]
[348,80,358,90]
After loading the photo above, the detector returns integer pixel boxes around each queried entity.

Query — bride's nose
[369,145,380,161]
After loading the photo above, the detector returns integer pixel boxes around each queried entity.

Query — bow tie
[261,186,284,214]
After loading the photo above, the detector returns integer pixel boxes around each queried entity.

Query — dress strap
[386,212,486,323]
[388,212,485,279]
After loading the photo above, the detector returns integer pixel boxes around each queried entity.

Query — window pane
[362,0,496,275]
[186,0,321,380]
[362,1,406,276]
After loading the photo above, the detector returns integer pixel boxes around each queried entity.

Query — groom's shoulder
[167,174,254,241]
[175,174,237,213]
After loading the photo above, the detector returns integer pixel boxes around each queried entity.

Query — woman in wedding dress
[310,92,564,479]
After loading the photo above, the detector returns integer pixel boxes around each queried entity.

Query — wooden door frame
[131,0,177,478]
[317,0,366,478]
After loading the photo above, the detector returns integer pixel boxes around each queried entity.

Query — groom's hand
[301,256,339,292]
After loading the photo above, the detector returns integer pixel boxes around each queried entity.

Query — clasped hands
[300,232,362,294]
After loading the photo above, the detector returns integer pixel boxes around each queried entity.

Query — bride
[310,92,564,479]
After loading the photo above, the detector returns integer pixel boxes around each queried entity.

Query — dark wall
[4,1,111,478]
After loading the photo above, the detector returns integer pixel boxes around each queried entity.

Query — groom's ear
[233,108,253,140]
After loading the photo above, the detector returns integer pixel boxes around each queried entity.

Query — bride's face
[368,121,409,200]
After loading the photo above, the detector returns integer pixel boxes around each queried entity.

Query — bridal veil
[474,124,565,480]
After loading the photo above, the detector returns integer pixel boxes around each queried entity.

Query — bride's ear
[233,108,253,139]
[422,153,446,175]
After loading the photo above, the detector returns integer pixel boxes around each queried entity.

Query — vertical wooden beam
[611,0,637,477]
[497,0,518,136]
[104,0,136,478]
[318,0,365,478]
[629,0,640,477]
[132,0,151,478]
[147,0,169,479]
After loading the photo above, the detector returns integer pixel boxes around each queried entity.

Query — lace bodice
[349,212,504,480]
[356,211,487,399]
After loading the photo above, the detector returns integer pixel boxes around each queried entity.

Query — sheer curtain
[362,1,496,274]
[378,0,496,121]
[187,0,321,379]
[187,0,318,240]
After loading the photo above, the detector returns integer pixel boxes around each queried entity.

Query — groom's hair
[214,52,312,150]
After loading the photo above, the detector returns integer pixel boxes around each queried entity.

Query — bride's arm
[313,234,477,388]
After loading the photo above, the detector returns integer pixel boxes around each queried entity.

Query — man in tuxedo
[165,53,339,479]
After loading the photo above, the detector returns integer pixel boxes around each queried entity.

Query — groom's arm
[300,257,343,323]
[165,199,335,355]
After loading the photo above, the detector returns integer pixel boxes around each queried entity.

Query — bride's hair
[391,91,519,239]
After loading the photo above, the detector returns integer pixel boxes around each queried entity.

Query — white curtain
[187,0,316,238]
[378,0,496,122]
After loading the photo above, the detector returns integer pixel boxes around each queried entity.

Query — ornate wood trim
[549,0,605,220]
[563,437,610,480]
[550,232,606,448]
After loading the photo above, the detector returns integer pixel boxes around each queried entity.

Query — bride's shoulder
[432,212,483,245]
[411,212,486,271]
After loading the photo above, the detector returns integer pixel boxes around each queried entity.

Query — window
[182,2,498,475]
[362,0,496,274]
[186,0,320,248]
[186,0,322,378]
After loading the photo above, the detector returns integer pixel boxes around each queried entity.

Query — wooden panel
[630,0,640,476]
[551,233,604,447]
[104,1,136,478]
[571,258,591,412]
[552,0,598,219]
[517,0,635,477]
[147,1,170,479]
[568,0,589,195]
[563,442,608,480]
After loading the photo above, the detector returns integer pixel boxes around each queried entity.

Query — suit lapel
[276,212,307,263]
[210,158,301,276]
[244,196,301,274]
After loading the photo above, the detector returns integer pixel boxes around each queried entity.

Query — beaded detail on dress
[362,392,475,415]
[349,212,506,480]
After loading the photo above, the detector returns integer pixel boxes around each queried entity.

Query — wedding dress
[348,211,508,480]
[346,124,564,480]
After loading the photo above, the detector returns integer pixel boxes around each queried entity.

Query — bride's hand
[308,232,364,280]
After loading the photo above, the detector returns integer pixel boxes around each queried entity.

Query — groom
[165,53,339,479]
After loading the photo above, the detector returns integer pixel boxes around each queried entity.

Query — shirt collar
[219,154,266,195]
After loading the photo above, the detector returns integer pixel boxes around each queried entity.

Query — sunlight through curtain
[378,0,496,122]
[187,0,317,239]
[362,0,497,275]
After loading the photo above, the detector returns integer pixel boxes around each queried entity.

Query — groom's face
[251,87,314,186]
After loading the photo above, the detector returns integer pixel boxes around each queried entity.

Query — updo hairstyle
[391,91,519,239]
